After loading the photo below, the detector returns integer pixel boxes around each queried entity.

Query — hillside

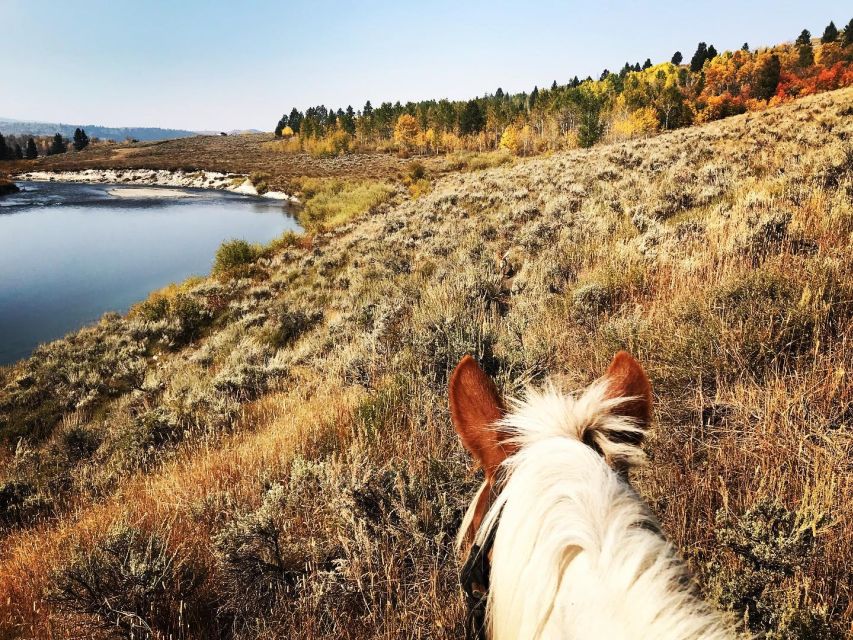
[0,118,197,142]
[1,87,851,639]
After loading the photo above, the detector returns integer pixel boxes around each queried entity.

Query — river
[0,181,300,364]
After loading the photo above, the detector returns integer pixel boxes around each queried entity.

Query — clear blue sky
[1,0,848,131]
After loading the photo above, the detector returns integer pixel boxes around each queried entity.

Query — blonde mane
[460,381,737,640]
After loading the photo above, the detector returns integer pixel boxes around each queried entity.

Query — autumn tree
[393,113,419,150]
[25,137,37,159]
[671,51,683,65]
[499,124,520,154]
[821,21,838,43]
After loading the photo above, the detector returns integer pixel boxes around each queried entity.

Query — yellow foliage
[423,128,438,152]
[816,42,845,66]
[440,131,463,152]
[281,125,294,138]
[393,114,420,149]
[519,124,534,155]
[611,107,660,138]
[499,125,520,154]
[303,129,352,157]
[263,137,302,153]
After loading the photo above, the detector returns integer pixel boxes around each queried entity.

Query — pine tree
[73,128,89,151]
[671,51,683,65]
[742,42,750,51]
[529,86,539,110]
[796,29,814,66]
[642,58,652,70]
[551,80,558,91]
[342,105,356,134]
[690,42,708,72]
[821,21,839,43]
[274,114,287,137]
[459,100,484,135]
[287,108,303,134]
[14,143,23,159]
[599,69,610,81]
[25,137,37,159]
[49,133,66,155]
[753,54,781,100]
[495,87,504,99]
[0,133,7,160]
[707,44,718,59]
[844,19,853,47]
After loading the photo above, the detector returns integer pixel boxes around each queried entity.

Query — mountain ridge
[0,117,199,142]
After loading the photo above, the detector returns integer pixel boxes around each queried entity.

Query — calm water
[0,181,300,364]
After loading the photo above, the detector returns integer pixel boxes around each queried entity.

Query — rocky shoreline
[13,168,296,201]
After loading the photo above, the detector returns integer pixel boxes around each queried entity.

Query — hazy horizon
[1,0,849,131]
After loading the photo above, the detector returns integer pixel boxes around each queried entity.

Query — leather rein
[459,495,502,640]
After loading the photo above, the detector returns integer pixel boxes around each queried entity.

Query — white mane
[461,380,737,640]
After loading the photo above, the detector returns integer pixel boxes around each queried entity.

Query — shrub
[710,500,835,638]
[133,291,211,347]
[259,305,322,350]
[211,341,287,400]
[213,471,331,619]
[711,269,815,375]
[213,239,258,275]
[51,526,204,639]
[295,178,394,230]
[0,480,50,530]
[249,171,271,195]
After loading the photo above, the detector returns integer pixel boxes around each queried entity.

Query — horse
[449,352,737,640]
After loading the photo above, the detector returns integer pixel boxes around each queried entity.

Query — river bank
[13,168,296,201]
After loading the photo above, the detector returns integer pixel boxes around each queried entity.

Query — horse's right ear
[449,355,508,479]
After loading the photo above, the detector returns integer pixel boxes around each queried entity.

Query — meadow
[0,87,851,639]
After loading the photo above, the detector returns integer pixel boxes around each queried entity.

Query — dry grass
[1,87,852,639]
[7,134,448,193]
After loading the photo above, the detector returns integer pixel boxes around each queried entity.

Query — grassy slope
[1,88,852,639]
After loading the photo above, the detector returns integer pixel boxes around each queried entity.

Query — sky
[1,0,849,132]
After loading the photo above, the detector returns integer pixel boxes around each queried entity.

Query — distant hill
[0,117,198,142]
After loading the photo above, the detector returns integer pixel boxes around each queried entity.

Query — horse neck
[479,437,735,640]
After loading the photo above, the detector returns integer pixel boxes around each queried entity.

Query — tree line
[0,128,89,161]
[272,18,853,156]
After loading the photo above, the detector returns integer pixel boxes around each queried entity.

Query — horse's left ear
[449,355,508,479]
[604,351,653,429]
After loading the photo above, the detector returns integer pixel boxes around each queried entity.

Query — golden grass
[292,177,395,230]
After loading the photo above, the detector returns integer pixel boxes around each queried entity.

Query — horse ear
[449,355,508,478]
[605,351,653,429]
